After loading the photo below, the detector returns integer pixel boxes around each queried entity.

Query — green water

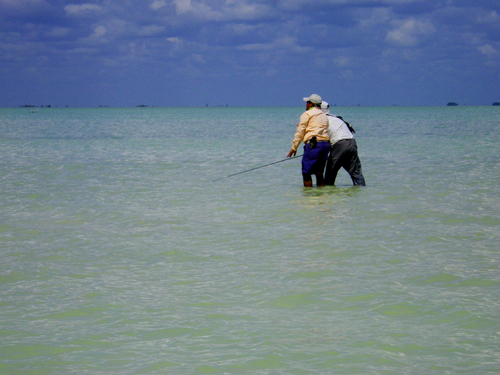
[0,106,499,374]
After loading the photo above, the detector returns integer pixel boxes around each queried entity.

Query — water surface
[1,106,499,374]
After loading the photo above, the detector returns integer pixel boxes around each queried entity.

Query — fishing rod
[213,154,303,182]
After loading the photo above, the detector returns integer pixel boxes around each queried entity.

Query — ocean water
[0,106,499,374]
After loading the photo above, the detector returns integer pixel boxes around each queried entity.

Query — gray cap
[303,94,322,105]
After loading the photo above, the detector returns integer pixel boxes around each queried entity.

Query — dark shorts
[302,141,330,176]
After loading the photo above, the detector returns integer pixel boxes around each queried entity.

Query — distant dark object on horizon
[447,102,459,106]
[493,102,500,106]
[205,104,229,107]
[136,105,148,107]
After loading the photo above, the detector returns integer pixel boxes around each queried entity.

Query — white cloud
[386,18,436,47]
[92,26,107,38]
[462,33,483,46]
[238,37,308,54]
[171,0,270,20]
[477,10,499,24]
[226,2,268,19]
[191,54,206,64]
[334,56,351,67]
[167,37,181,44]
[150,0,167,10]
[478,44,497,56]
[175,0,193,14]
[0,0,45,8]
[65,3,102,16]
[276,0,409,11]
[166,37,182,54]
[359,8,391,28]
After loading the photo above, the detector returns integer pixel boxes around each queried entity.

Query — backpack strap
[335,116,356,134]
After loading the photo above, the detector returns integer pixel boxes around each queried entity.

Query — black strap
[331,115,356,134]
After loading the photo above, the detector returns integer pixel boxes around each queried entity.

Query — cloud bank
[0,0,499,106]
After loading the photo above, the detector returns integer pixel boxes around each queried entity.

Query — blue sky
[1,0,499,107]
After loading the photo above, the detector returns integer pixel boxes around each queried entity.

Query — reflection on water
[292,185,365,217]
[300,185,364,198]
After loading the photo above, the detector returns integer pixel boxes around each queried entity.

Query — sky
[1,0,499,107]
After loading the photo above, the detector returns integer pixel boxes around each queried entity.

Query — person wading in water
[320,101,366,186]
[287,94,330,187]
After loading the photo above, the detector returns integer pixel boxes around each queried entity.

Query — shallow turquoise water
[1,106,499,374]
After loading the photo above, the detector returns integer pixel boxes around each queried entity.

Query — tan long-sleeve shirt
[291,107,329,152]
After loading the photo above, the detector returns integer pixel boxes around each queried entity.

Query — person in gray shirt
[321,101,366,186]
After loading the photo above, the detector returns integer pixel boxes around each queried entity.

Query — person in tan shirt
[287,94,330,187]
